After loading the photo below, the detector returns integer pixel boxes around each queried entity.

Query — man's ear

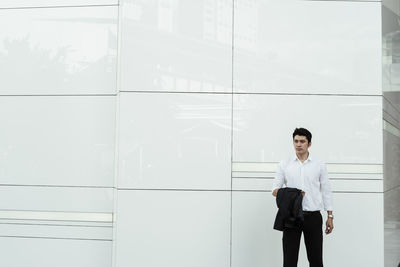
[308,142,312,148]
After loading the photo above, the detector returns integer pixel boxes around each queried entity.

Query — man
[272,127,334,267]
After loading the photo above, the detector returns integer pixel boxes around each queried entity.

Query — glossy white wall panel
[331,179,383,192]
[118,92,231,190]
[114,190,231,267]
[231,191,281,267]
[0,0,118,8]
[119,0,232,93]
[0,186,113,213]
[0,219,111,227]
[232,192,383,267]
[0,6,118,95]
[0,224,112,240]
[232,162,383,176]
[232,171,383,180]
[232,178,383,192]
[233,94,383,164]
[0,210,112,222]
[234,1,381,95]
[324,193,384,267]
[0,96,115,186]
[232,178,271,191]
[0,238,111,267]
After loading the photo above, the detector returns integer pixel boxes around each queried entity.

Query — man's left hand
[325,218,334,234]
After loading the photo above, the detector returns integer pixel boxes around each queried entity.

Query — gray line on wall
[0,4,119,11]
[0,235,112,241]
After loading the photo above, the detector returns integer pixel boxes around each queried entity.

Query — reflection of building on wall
[203,0,232,44]
[120,0,233,93]
[233,0,257,51]
[383,28,400,89]
[0,1,399,267]
[382,3,400,266]
[131,0,232,45]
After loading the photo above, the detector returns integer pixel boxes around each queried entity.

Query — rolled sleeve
[320,161,333,211]
[272,161,285,191]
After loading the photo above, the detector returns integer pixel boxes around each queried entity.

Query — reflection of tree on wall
[0,36,68,90]
[0,29,117,93]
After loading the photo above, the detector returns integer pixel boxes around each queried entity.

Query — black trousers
[282,211,323,267]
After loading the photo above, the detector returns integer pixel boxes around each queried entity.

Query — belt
[302,210,320,215]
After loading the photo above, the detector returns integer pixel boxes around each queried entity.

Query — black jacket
[273,187,304,231]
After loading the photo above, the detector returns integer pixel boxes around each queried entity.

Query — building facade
[0,0,398,266]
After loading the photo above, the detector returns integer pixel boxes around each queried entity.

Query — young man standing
[272,128,334,267]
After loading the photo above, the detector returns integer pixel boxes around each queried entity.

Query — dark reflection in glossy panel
[383,2,400,266]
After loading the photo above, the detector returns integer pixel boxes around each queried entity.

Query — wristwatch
[328,214,334,219]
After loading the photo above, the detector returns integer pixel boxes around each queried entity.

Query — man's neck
[296,151,309,162]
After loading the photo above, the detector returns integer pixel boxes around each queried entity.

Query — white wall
[113,1,385,267]
[0,1,117,267]
[0,1,391,267]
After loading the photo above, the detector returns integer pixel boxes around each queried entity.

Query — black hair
[292,128,312,143]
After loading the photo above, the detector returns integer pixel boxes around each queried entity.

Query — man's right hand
[272,188,279,197]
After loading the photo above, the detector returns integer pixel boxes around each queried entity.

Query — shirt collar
[293,151,312,162]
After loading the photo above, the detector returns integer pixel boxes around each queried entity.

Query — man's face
[293,135,311,153]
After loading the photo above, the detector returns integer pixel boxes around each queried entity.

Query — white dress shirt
[272,151,333,211]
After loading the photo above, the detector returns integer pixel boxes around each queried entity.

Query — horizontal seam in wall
[1,184,383,191]
[117,188,230,191]
[304,0,380,2]
[230,190,383,193]
[119,90,232,95]
[329,191,383,193]
[119,90,382,97]
[232,177,383,181]
[233,161,383,165]
[116,188,383,193]
[0,222,112,228]
[0,209,112,214]
[0,94,117,97]
[0,235,112,241]
[0,184,114,189]
[0,220,112,223]
[0,4,118,10]
[232,171,383,174]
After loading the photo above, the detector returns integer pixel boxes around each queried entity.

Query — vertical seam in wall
[230,1,234,267]
[112,0,122,266]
